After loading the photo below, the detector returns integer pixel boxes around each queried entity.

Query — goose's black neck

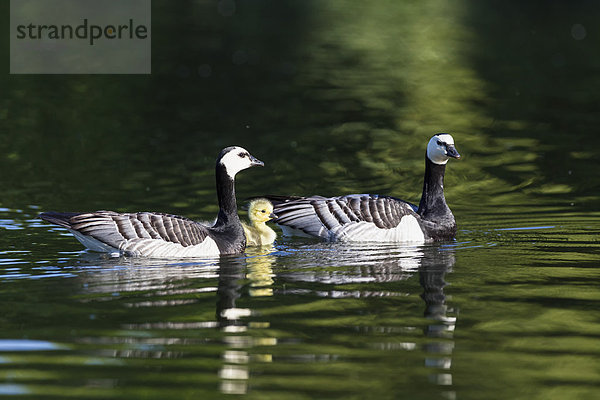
[214,164,240,227]
[417,158,452,222]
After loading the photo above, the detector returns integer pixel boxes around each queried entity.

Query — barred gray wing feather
[273,194,418,240]
[67,211,210,249]
[273,200,330,239]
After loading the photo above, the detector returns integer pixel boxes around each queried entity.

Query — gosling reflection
[246,245,276,297]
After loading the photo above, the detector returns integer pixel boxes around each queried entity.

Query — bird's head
[247,198,276,224]
[426,133,461,165]
[218,146,264,179]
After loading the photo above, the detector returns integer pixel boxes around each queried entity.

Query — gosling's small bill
[242,198,277,246]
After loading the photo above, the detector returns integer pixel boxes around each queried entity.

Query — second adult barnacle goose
[39,146,264,257]
[268,133,461,243]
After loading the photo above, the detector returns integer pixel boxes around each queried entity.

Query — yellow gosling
[242,198,277,246]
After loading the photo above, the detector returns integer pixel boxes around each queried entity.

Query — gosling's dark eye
[437,140,443,146]
[261,210,266,213]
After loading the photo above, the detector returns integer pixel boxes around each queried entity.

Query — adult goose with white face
[267,133,461,243]
[40,146,264,257]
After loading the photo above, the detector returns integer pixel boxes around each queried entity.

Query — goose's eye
[437,140,443,146]
[238,152,247,158]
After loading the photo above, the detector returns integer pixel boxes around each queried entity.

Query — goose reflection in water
[217,246,276,326]
[72,242,456,396]
[216,250,277,395]
[216,243,457,394]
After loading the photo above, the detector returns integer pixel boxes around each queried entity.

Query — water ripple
[0,339,67,352]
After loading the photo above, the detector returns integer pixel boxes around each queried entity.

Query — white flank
[70,230,221,258]
[330,215,425,243]
[120,237,221,258]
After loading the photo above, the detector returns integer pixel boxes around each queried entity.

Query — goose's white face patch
[427,134,455,165]
[219,146,256,178]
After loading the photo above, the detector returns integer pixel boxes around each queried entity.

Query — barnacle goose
[40,146,264,257]
[242,198,277,246]
[267,133,461,243]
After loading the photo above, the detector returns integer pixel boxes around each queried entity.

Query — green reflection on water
[1,0,598,214]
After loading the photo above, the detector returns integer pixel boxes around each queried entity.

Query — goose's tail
[39,211,81,228]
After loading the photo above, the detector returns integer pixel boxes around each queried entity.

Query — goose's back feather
[40,146,264,257]
[271,194,425,242]
[40,211,221,257]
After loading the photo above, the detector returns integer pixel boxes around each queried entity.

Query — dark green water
[1,1,599,399]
